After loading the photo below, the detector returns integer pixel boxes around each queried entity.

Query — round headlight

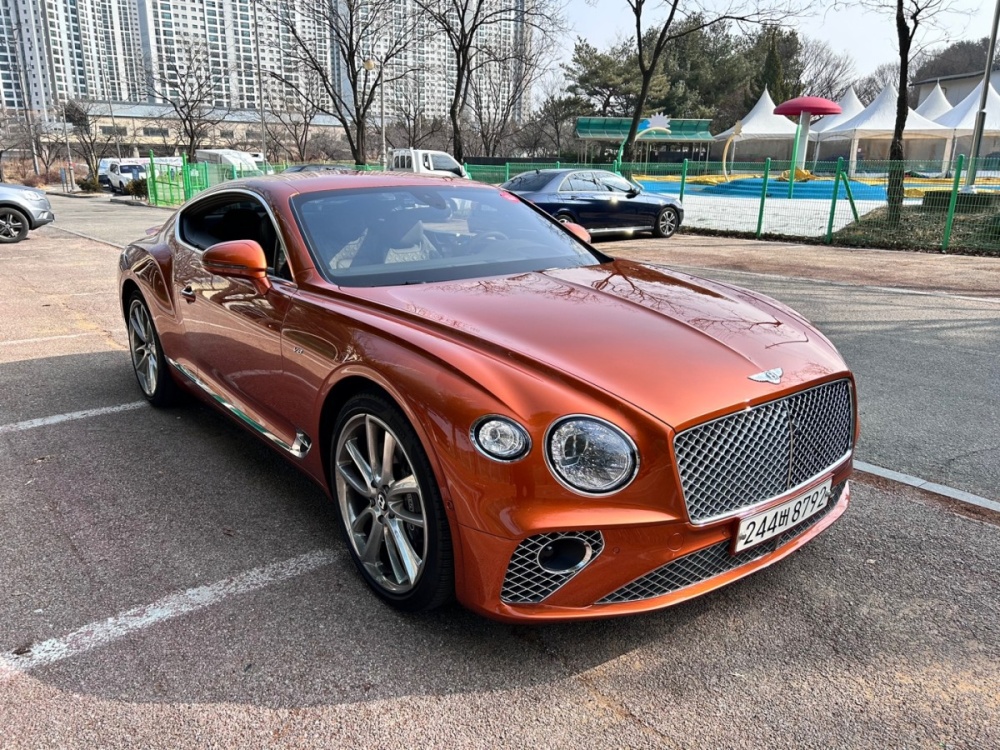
[546,417,638,495]
[471,416,530,461]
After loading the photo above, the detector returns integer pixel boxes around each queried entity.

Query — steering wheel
[478,231,508,241]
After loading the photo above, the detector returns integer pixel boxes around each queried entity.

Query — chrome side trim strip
[167,358,311,459]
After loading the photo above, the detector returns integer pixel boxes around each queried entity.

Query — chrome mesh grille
[500,531,604,604]
[674,380,853,523]
[598,482,845,604]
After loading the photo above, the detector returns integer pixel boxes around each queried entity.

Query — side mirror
[203,239,268,281]
[626,187,640,198]
[563,222,591,244]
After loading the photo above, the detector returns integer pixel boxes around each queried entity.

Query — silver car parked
[0,183,55,243]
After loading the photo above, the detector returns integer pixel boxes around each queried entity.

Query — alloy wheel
[335,413,428,594]
[128,299,159,396]
[0,210,25,240]
[658,208,677,237]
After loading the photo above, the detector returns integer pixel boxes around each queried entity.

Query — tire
[332,392,454,612]
[126,291,180,406]
[653,206,679,238]
[555,211,575,225]
[0,207,29,244]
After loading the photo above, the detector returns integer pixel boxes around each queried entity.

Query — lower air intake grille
[500,531,604,604]
[597,482,845,604]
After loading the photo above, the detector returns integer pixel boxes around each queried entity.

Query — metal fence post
[756,158,771,239]
[941,153,965,254]
[825,157,844,243]
[679,158,689,202]
[505,162,510,182]
[148,150,158,206]
[181,153,192,201]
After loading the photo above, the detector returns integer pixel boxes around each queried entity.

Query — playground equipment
[774,96,841,197]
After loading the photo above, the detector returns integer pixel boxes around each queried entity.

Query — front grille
[500,531,604,604]
[598,482,845,604]
[674,379,853,523]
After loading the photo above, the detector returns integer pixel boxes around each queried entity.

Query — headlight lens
[471,416,530,461]
[25,191,46,202]
[546,417,638,494]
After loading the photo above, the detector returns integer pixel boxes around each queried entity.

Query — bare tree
[468,40,549,157]
[799,38,856,99]
[146,35,231,161]
[838,0,966,224]
[614,0,803,162]
[387,75,449,150]
[853,60,900,104]
[65,100,115,177]
[259,0,421,166]
[0,110,27,182]
[412,0,564,162]
[265,71,324,163]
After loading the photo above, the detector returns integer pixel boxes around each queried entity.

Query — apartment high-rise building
[1,0,532,126]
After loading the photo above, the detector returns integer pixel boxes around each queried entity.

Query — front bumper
[456,478,850,622]
[29,204,55,228]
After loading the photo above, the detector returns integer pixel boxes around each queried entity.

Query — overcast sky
[559,0,995,78]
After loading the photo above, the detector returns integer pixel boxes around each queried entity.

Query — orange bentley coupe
[119,173,857,622]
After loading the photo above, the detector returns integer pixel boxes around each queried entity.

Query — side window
[178,194,290,280]
[422,153,432,170]
[598,173,635,193]
[405,155,412,169]
[110,164,119,174]
[562,172,598,192]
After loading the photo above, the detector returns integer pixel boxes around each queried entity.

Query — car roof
[190,171,497,204]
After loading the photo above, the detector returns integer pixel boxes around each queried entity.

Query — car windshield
[501,172,554,192]
[292,185,607,287]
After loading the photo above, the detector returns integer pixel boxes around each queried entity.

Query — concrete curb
[855,460,1000,514]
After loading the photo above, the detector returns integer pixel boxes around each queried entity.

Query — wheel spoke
[365,416,381,480]
[337,458,373,497]
[385,517,421,584]
[345,439,375,489]
[351,506,375,534]
[360,523,384,564]
[379,431,396,484]
[383,525,408,583]
[388,502,424,528]
[130,308,147,342]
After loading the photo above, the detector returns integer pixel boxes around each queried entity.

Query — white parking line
[0,402,147,434]
[0,549,336,680]
[0,332,104,347]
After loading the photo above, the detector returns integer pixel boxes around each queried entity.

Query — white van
[390,149,468,178]
[107,159,149,193]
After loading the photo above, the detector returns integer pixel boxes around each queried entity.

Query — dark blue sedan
[501,168,684,238]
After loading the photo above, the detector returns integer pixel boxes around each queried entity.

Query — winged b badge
[748,367,783,384]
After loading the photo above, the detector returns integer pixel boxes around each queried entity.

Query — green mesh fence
[146,153,1000,256]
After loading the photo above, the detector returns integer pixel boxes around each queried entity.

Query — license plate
[733,479,833,553]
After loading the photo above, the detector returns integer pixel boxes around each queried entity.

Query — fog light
[471,415,530,461]
[536,536,593,574]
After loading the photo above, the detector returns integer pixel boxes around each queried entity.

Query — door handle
[180,285,196,302]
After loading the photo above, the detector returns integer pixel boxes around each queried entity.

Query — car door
[596,171,649,229]
[556,171,614,228]
[171,190,303,452]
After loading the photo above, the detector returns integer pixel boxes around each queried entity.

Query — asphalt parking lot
[0,197,997,747]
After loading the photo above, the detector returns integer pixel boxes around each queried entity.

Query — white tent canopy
[933,81,1000,170]
[811,87,865,136]
[934,80,1000,135]
[714,87,797,141]
[822,83,950,140]
[915,82,953,121]
[821,83,949,174]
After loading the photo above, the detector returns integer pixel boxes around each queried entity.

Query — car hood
[352,260,848,429]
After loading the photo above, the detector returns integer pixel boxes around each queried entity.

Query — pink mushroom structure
[774,96,842,170]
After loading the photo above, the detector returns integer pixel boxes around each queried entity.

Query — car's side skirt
[167,357,312,459]
[588,225,655,235]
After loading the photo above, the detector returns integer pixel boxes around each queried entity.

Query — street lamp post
[965,0,1000,190]
[363,58,387,169]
